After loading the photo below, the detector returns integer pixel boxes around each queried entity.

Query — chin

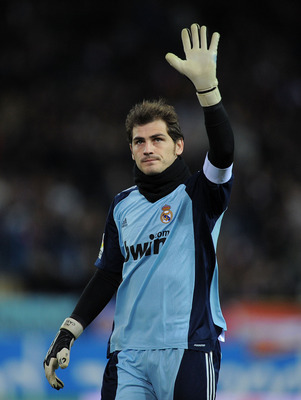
[145,171,160,176]
[142,166,163,175]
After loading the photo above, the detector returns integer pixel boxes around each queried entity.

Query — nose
[143,141,154,155]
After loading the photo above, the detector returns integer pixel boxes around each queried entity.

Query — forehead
[132,119,169,139]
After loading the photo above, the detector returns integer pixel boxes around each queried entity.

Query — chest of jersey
[114,184,194,265]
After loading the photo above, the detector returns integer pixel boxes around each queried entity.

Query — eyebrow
[132,133,166,142]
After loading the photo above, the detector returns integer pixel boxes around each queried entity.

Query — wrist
[196,87,221,107]
[60,317,84,339]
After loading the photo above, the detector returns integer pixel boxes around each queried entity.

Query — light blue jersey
[95,155,233,354]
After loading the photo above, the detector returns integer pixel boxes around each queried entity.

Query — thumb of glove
[165,53,185,74]
[57,338,74,369]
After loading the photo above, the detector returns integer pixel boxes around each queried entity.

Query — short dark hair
[125,98,183,143]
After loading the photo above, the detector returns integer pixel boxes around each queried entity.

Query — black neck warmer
[134,156,191,203]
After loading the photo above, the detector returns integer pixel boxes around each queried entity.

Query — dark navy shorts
[101,341,221,400]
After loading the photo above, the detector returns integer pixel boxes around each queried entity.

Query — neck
[134,156,191,203]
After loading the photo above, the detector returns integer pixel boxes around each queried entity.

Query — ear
[129,144,135,160]
[175,138,184,156]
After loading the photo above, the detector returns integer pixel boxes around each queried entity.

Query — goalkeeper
[44,23,235,400]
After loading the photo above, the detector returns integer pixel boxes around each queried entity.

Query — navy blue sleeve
[203,173,234,218]
[186,171,233,219]
[70,196,125,329]
[95,198,124,274]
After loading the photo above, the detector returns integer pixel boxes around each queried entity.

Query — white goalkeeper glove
[166,24,221,107]
[43,317,83,390]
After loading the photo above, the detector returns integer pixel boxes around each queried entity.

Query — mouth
[142,158,158,164]
[142,158,159,163]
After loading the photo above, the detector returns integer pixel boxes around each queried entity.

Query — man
[44,23,234,399]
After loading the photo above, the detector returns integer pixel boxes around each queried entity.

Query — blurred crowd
[0,0,300,302]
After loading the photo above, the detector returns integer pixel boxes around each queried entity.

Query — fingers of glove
[44,357,64,390]
[200,25,207,50]
[191,23,201,49]
[209,31,220,54]
[181,28,192,54]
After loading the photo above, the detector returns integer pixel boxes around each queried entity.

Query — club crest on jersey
[160,204,173,224]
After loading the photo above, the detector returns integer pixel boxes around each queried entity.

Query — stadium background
[0,0,300,398]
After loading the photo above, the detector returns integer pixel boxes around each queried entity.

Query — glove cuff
[60,317,84,339]
[196,87,221,107]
